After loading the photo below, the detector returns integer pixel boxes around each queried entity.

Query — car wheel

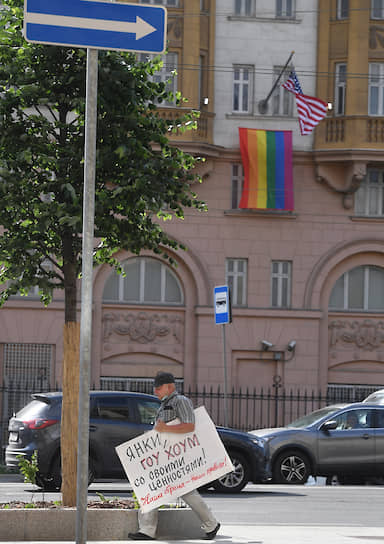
[50,455,62,490]
[273,450,310,484]
[41,456,96,491]
[212,452,250,493]
[35,473,59,491]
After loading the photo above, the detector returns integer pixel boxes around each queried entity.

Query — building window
[276,0,294,18]
[10,258,54,299]
[335,63,346,115]
[337,0,349,18]
[272,66,293,116]
[355,169,384,216]
[369,63,384,115]
[103,257,184,305]
[328,384,380,403]
[233,65,253,113]
[231,164,244,209]
[329,265,384,311]
[139,0,179,6]
[1,343,53,422]
[372,0,384,18]
[139,52,178,106]
[100,376,184,394]
[234,0,254,16]
[271,261,291,308]
[226,259,247,306]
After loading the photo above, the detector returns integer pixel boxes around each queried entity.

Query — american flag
[282,70,328,135]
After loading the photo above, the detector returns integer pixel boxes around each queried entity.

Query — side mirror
[320,420,338,432]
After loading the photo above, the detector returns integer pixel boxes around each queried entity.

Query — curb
[0,508,203,541]
[0,473,23,483]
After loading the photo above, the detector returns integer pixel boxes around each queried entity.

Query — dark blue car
[6,391,271,492]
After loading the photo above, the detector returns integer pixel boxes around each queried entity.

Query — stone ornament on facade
[329,319,384,350]
[315,163,366,209]
[103,312,184,344]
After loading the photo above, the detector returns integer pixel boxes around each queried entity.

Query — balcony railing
[317,116,384,147]
[157,108,214,143]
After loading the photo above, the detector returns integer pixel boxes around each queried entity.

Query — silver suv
[250,403,384,485]
[363,389,384,404]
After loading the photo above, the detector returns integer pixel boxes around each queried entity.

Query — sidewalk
[1,524,384,544]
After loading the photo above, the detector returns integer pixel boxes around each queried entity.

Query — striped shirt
[157,391,195,425]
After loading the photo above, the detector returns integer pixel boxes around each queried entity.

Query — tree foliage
[0,0,205,321]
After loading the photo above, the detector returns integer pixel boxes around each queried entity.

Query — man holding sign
[127,371,221,540]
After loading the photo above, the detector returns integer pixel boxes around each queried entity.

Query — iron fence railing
[0,382,381,464]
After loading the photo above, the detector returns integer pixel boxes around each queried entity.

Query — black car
[6,391,270,492]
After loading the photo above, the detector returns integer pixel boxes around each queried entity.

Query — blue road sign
[214,285,232,325]
[24,0,167,53]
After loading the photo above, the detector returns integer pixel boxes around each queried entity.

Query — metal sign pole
[222,324,229,428]
[75,47,98,544]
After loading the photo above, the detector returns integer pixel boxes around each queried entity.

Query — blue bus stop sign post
[214,286,232,427]
[22,3,167,543]
[214,285,231,325]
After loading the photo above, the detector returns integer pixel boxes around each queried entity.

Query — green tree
[0,0,205,505]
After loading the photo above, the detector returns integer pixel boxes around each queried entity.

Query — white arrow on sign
[25,13,157,41]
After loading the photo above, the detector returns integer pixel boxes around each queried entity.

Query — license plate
[9,432,18,442]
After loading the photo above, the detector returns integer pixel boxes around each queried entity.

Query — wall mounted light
[287,340,296,352]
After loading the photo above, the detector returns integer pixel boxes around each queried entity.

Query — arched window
[103,257,184,305]
[329,265,384,311]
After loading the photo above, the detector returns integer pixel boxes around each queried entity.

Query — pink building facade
[2,147,384,399]
[2,0,384,403]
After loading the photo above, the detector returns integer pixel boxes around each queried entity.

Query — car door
[316,408,376,475]
[89,394,160,478]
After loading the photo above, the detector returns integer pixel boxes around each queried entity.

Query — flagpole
[258,51,295,114]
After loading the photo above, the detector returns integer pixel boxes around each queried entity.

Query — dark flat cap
[154,371,175,387]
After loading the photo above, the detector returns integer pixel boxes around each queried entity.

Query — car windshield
[287,406,341,428]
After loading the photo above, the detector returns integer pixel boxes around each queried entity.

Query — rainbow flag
[238,128,294,210]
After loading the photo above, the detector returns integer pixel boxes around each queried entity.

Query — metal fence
[184,385,376,431]
[0,381,381,464]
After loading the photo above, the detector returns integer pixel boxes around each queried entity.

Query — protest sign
[115,406,234,512]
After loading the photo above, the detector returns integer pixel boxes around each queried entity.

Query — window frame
[103,257,184,306]
[355,168,384,216]
[337,0,349,19]
[271,261,292,308]
[335,63,347,115]
[139,0,179,6]
[139,51,178,107]
[329,265,384,311]
[276,0,295,18]
[272,65,294,116]
[368,63,384,115]
[234,0,254,16]
[226,258,248,307]
[232,65,253,114]
[371,0,384,19]
[231,163,244,209]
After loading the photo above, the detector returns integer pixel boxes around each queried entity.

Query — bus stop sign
[214,285,232,325]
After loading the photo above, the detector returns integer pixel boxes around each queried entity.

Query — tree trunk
[61,233,81,507]
[61,322,80,506]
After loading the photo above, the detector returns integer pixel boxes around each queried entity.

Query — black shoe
[128,532,153,540]
[205,523,221,540]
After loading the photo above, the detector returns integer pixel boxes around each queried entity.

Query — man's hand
[154,419,168,433]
